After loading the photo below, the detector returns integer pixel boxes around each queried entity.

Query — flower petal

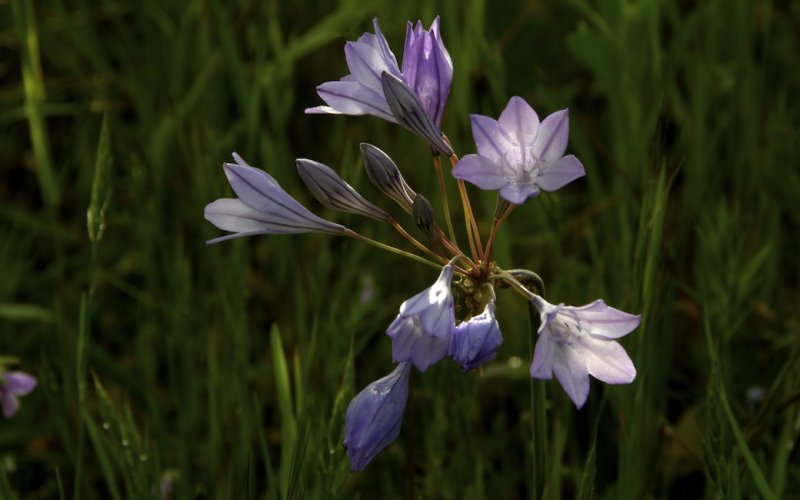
[345,41,396,94]
[536,155,585,192]
[3,372,37,395]
[310,81,395,122]
[498,96,540,167]
[499,182,540,205]
[530,332,555,380]
[451,154,508,191]
[574,299,641,339]
[469,114,514,163]
[575,336,637,384]
[450,302,503,371]
[387,316,450,371]
[551,342,590,408]
[534,109,569,161]
[1,394,19,418]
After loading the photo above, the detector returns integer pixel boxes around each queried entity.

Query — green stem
[433,156,458,245]
[528,302,548,500]
[345,229,442,270]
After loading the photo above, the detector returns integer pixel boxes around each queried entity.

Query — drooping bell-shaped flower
[530,296,640,408]
[204,154,345,243]
[449,300,503,372]
[452,96,585,205]
[386,265,455,371]
[344,362,412,471]
[307,17,453,129]
[1,371,37,418]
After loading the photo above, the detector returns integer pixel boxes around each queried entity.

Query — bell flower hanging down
[307,17,452,127]
[452,96,586,205]
[1,371,37,418]
[449,299,503,372]
[386,264,456,372]
[530,296,639,408]
[204,154,344,243]
[344,362,412,471]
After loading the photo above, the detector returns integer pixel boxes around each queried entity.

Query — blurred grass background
[1,0,798,498]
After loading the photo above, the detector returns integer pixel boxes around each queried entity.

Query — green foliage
[1,0,798,498]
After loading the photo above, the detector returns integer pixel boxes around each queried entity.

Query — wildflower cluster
[205,16,640,471]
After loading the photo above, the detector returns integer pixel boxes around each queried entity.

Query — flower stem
[446,150,484,259]
[432,155,458,244]
[527,302,548,500]
[345,229,442,270]
[388,218,450,265]
[482,202,515,274]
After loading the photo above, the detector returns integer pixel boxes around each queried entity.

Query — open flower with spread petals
[1,371,37,418]
[344,362,412,471]
[452,96,585,204]
[386,265,455,371]
[307,17,452,128]
[204,154,344,243]
[530,296,639,408]
[449,300,503,372]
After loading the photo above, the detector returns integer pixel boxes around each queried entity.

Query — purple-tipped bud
[449,301,503,372]
[344,362,412,471]
[411,194,436,243]
[360,143,416,213]
[401,16,453,128]
[1,371,37,418]
[204,154,345,243]
[381,72,454,157]
[296,159,390,222]
[386,265,455,371]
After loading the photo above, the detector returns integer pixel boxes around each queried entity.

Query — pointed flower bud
[381,72,454,157]
[295,159,389,221]
[530,296,640,408]
[449,299,503,372]
[411,193,436,243]
[344,362,412,471]
[386,265,455,371]
[360,143,416,213]
[204,153,345,243]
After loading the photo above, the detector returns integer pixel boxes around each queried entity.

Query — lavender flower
[1,371,37,418]
[344,362,412,471]
[204,153,344,243]
[530,296,639,408]
[452,96,585,204]
[386,265,455,371]
[307,17,452,128]
[449,300,503,372]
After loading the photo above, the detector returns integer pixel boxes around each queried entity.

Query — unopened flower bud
[360,143,416,213]
[381,72,454,157]
[296,159,390,222]
[412,194,436,243]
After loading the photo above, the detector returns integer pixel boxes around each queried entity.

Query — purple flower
[386,265,455,371]
[204,153,345,243]
[452,96,585,204]
[530,296,639,408]
[307,17,452,128]
[1,371,37,418]
[344,362,412,471]
[449,300,503,372]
